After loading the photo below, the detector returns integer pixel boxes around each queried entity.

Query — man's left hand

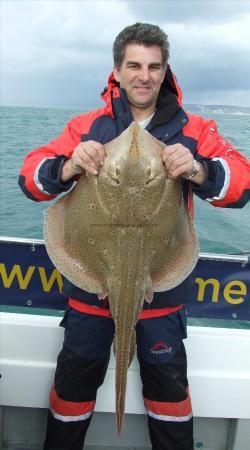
[162,143,206,185]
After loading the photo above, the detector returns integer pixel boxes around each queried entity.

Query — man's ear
[113,66,120,82]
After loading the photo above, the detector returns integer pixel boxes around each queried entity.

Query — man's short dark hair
[113,23,169,69]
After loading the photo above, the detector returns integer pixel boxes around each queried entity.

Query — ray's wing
[148,183,199,292]
[44,176,107,293]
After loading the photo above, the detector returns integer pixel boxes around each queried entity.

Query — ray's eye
[146,167,154,185]
[111,166,121,185]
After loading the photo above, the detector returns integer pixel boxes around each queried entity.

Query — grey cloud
[176,63,250,95]
[185,89,250,107]
[125,0,250,24]
[1,0,250,107]
[0,70,109,109]
[171,48,250,90]
[0,0,130,74]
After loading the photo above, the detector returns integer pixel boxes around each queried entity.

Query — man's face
[114,44,166,111]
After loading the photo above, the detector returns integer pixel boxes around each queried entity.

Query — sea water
[0,105,249,254]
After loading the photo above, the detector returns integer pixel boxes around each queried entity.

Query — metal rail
[0,235,249,265]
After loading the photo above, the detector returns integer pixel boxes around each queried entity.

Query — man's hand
[162,143,206,185]
[61,141,106,182]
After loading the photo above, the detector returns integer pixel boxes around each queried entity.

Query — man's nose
[138,67,150,82]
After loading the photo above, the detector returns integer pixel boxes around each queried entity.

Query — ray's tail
[108,227,148,434]
[115,331,135,434]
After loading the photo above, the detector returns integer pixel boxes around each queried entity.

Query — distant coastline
[185,104,250,116]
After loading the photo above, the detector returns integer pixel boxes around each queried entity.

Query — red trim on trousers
[50,384,95,416]
[68,298,183,320]
[144,388,192,417]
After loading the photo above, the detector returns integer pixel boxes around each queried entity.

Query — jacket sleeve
[18,115,85,202]
[192,118,250,208]
[18,116,84,201]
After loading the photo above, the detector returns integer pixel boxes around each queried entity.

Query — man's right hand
[61,140,106,182]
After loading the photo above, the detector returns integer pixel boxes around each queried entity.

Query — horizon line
[1,102,250,110]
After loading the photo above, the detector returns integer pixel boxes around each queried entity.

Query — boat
[0,236,250,449]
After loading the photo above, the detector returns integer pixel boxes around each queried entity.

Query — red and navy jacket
[19,66,250,316]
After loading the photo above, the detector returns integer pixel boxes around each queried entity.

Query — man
[19,23,250,450]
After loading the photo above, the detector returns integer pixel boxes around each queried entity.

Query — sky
[1,0,250,108]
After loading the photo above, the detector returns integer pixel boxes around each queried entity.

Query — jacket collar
[149,108,189,142]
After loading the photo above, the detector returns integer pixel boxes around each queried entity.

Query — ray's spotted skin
[44,122,199,433]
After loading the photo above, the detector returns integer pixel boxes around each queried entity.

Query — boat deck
[1,407,250,450]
